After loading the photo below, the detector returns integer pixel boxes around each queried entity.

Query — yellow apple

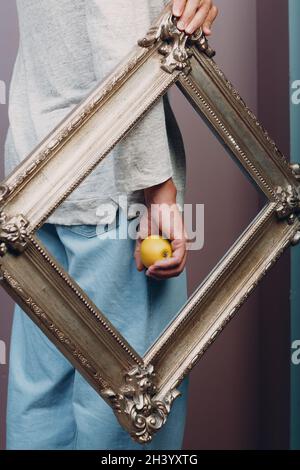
[140,235,173,268]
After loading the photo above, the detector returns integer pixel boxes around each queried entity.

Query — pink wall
[0,0,19,451]
[257,0,290,449]
[172,0,261,449]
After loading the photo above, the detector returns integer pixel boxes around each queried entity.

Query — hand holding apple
[134,178,188,280]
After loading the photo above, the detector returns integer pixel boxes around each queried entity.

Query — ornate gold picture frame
[1,3,299,444]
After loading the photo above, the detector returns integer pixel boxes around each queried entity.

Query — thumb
[134,237,145,271]
[134,210,151,271]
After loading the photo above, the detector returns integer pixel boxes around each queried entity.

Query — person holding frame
[4,0,218,450]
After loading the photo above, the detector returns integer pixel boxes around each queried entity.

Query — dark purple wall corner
[257,0,291,450]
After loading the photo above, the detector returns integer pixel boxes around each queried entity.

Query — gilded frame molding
[1,4,299,444]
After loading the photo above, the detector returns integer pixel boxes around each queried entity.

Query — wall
[173,0,261,449]
[0,0,290,450]
[257,0,290,449]
[289,0,300,450]
[0,0,19,450]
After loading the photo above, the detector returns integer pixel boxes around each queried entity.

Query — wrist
[144,178,177,207]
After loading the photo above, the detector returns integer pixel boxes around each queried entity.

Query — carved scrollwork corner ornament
[138,10,215,75]
[291,231,300,246]
[102,364,181,444]
[290,163,300,181]
[275,185,300,228]
[0,211,30,256]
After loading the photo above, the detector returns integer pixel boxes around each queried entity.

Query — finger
[172,0,187,17]
[150,241,186,270]
[151,256,181,271]
[146,253,187,279]
[149,241,187,273]
[137,212,151,240]
[202,5,219,35]
[184,1,212,34]
[158,204,185,241]
[177,0,201,31]
[134,239,145,271]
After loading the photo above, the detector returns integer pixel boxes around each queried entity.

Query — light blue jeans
[6,207,189,450]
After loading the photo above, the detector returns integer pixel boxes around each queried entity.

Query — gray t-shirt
[4,0,186,225]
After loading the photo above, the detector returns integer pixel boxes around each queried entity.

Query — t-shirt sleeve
[85,0,174,192]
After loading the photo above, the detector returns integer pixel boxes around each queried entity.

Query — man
[4,0,218,450]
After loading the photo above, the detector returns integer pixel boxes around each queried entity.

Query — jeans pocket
[65,225,98,238]
[65,208,120,238]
